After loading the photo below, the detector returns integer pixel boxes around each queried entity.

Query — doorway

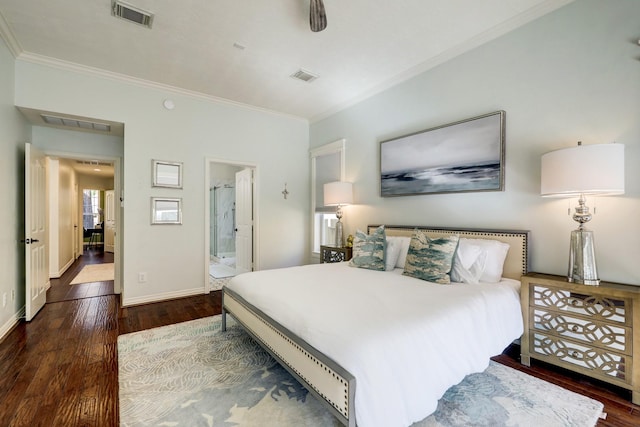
[47,152,122,302]
[205,159,257,291]
[46,156,119,303]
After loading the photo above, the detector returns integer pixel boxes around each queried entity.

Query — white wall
[47,159,77,278]
[58,161,76,270]
[310,0,640,285]
[0,37,30,337]
[14,60,309,305]
[32,125,124,159]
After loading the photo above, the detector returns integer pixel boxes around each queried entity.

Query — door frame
[41,149,123,295]
[204,158,259,290]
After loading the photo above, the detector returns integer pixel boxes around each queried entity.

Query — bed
[222,225,530,427]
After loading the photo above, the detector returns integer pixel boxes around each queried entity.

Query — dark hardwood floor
[0,256,638,426]
[47,247,115,303]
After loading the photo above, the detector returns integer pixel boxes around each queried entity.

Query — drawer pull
[570,299,579,306]
[570,351,579,358]
[571,325,579,332]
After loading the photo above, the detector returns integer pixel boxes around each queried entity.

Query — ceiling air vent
[41,114,112,133]
[112,1,154,28]
[290,69,319,83]
[76,160,113,167]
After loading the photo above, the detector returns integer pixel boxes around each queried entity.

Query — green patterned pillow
[349,225,386,271]
[403,229,459,284]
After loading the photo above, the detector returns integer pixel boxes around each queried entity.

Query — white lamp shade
[541,143,624,197]
[323,181,353,206]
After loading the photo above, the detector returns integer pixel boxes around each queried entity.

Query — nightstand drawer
[531,332,632,386]
[531,308,631,355]
[530,284,629,326]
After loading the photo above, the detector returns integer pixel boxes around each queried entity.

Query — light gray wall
[14,59,310,305]
[32,125,124,158]
[310,0,640,285]
[0,37,30,335]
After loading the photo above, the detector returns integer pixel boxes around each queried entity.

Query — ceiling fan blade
[310,0,327,32]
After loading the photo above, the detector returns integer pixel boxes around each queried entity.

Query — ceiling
[0,0,573,121]
[66,158,115,178]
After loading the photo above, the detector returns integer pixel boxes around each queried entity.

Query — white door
[25,143,48,321]
[235,168,253,274]
[104,190,115,253]
[73,183,79,258]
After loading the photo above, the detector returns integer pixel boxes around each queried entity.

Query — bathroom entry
[212,184,236,259]
[209,163,244,282]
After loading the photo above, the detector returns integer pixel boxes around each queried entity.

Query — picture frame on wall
[151,197,182,225]
[380,110,505,197]
[152,159,183,189]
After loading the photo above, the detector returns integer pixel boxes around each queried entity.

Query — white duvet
[225,262,523,427]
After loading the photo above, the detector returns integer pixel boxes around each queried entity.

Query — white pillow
[451,238,510,283]
[384,238,402,271]
[450,241,485,284]
[387,236,411,268]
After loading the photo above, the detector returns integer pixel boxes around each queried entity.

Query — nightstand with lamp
[520,142,640,405]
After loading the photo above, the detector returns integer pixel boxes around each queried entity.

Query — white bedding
[225,262,523,427]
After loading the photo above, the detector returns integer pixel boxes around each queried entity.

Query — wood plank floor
[0,262,638,425]
[47,248,115,303]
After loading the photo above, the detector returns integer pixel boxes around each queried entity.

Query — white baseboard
[121,287,207,307]
[50,257,75,279]
[0,306,25,342]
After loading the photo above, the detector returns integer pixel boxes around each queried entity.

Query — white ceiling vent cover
[41,114,112,132]
[112,1,154,28]
[291,69,319,83]
[76,160,112,167]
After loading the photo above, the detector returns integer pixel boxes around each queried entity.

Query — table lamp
[324,181,353,247]
[541,142,624,285]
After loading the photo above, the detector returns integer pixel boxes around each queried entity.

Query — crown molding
[0,10,22,57]
[15,51,308,123]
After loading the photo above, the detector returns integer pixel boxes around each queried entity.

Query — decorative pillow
[451,238,510,283]
[349,225,386,271]
[387,236,411,268]
[402,229,459,284]
[472,238,510,283]
[384,237,402,271]
[450,240,486,284]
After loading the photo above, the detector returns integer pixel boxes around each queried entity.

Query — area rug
[118,315,604,427]
[69,263,114,284]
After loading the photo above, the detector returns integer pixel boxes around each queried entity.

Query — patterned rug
[118,315,604,427]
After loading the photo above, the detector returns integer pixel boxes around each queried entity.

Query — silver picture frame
[380,110,505,197]
[151,197,182,225]
[152,159,183,189]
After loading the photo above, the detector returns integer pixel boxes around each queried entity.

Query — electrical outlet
[2,293,6,308]
[138,272,147,283]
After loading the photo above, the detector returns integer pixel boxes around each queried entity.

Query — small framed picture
[151,197,182,225]
[152,159,183,189]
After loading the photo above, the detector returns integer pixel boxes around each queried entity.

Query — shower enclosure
[211,185,236,259]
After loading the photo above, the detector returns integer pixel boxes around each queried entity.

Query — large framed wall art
[380,110,505,197]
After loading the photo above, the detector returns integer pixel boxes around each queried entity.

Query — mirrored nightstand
[320,245,352,263]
